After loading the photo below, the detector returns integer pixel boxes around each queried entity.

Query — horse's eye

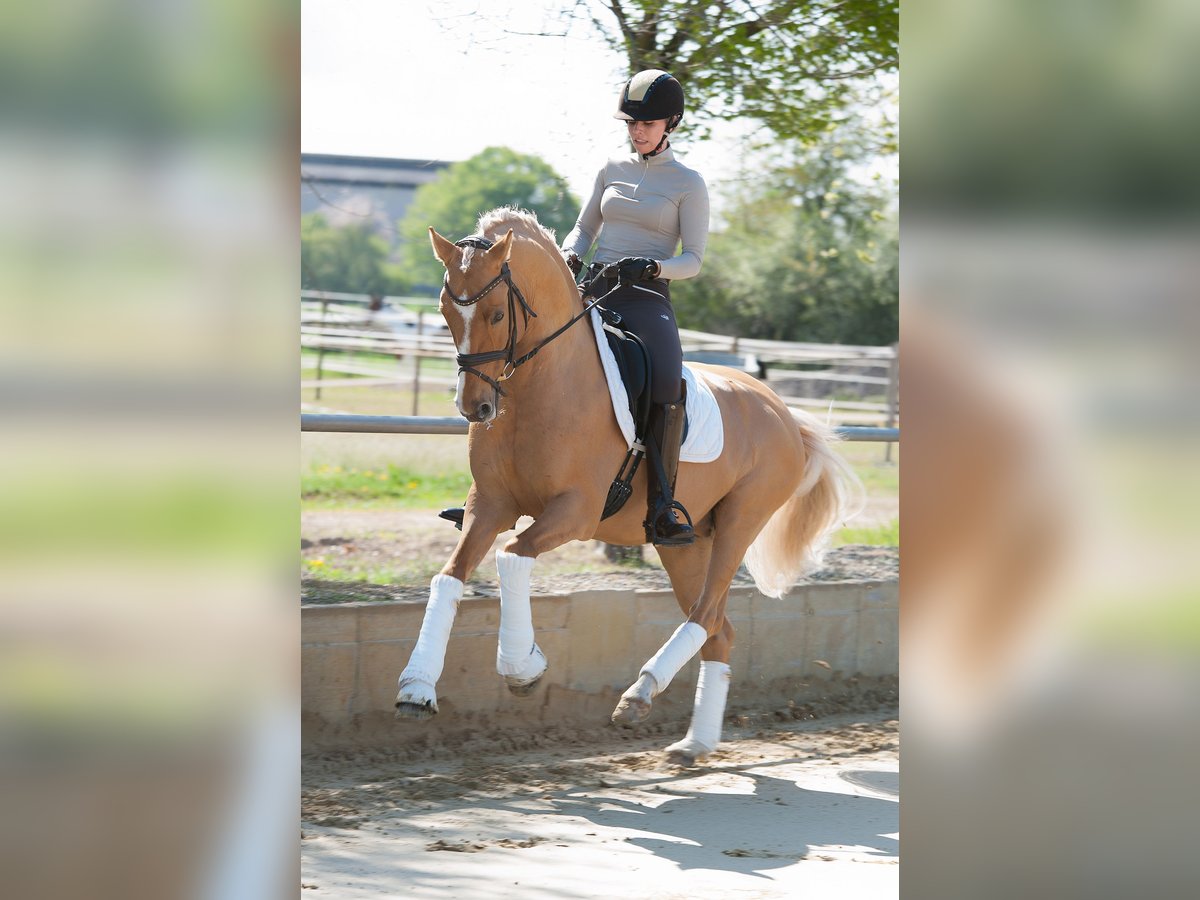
[491,309,504,325]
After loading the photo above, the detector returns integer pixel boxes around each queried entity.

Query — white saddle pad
[589,308,724,463]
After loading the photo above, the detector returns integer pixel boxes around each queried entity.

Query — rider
[562,69,710,546]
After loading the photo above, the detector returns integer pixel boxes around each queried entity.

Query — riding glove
[616,256,661,282]
[563,251,583,276]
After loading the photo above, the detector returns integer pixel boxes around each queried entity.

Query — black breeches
[593,279,682,405]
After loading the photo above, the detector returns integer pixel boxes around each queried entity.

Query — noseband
[445,235,616,398]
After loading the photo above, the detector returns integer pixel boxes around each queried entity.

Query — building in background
[300,154,451,249]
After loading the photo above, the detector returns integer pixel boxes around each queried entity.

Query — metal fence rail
[300,413,899,443]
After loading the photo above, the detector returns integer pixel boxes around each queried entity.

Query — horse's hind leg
[665,611,734,767]
[612,533,722,731]
[624,536,737,766]
[614,492,777,729]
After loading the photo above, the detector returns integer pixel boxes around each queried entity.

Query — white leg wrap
[495,551,546,680]
[642,621,708,693]
[667,660,732,758]
[397,574,464,703]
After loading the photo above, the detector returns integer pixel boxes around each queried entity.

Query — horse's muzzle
[462,398,496,424]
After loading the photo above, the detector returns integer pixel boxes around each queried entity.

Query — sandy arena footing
[302,709,898,898]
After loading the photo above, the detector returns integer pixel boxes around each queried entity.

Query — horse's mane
[476,206,563,262]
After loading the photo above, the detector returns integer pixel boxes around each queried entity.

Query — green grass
[834,519,899,547]
[301,557,446,586]
[301,462,471,508]
[301,348,457,376]
[837,441,898,494]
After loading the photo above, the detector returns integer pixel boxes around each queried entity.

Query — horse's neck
[516,293,607,411]
[486,293,609,447]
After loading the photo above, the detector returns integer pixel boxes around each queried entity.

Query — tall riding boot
[645,381,695,547]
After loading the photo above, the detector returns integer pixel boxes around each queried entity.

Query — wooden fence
[300,293,899,442]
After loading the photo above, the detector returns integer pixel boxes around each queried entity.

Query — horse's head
[430,226,524,424]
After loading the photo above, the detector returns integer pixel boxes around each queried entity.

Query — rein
[446,236,617,396]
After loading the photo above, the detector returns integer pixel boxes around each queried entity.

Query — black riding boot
[645,382,695,547]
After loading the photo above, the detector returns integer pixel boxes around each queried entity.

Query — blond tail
[743,409,865,598]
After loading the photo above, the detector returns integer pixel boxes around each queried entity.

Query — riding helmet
[614,69,684,130]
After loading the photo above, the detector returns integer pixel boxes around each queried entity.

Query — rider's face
[626,118,668,154]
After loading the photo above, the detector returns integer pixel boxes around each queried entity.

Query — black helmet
[614,70,684,130]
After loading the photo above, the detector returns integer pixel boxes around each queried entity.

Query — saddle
[593,306,693,522]
[596,306,653,441]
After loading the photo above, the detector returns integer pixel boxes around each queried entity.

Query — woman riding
[562,69,710,547]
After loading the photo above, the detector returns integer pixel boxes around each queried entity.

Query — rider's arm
[655,173,709,282]
[561,165,605,260]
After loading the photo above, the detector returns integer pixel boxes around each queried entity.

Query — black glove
[616,257,660,283]
[564,251,583,276]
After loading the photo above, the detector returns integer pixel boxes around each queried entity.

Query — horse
[395,206,859,765]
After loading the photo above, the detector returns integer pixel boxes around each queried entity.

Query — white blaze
[453,295,476,415]
[452,246,481,416]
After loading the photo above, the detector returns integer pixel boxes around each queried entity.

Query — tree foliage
[672,135,897,346]
[577,0,898,144]
[397,146,580,292]
[301,214,405,297]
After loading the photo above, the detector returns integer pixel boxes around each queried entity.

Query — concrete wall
[302,581,898,750]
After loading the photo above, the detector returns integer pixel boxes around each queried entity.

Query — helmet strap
[641,135,671,160]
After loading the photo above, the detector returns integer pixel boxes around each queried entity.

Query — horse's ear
[486,229,515,262]
[428,227,460,268]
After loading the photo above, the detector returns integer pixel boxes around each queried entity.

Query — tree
[301,213,405,297]
[573,0,898,145]
[397,147,580,293]
[672,130,897,346]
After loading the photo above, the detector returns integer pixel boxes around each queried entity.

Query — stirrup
[648,500,695,547]
[438,507,464,530]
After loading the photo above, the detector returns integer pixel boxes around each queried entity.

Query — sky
[301,0,759,208]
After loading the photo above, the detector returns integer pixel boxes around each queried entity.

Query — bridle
[445,235,616,397]
[446,237,537,397]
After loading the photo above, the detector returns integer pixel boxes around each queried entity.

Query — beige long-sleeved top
[561,147,709,281]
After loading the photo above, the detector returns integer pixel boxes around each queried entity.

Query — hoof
[611,696,652,727]
[498,644,547,697]
[504,666,547,697]
[665,738,712,767]
[395,700,437,720]
[611,672,658,726]
[395,680,438,720]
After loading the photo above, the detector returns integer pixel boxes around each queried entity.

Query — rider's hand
[616,257,660,283]
[563,251,583,276]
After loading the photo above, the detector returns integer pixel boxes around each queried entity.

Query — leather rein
[445,236,616,397]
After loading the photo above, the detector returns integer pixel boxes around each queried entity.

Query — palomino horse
[396,207,858,764]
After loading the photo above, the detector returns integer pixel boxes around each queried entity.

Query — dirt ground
[300,500,898,604]
[301,709,898,898]
[301,492,900,895]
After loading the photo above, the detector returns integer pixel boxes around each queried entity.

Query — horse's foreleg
[493,493,595,695]
[494,551,547,693]
[395,501,507,719]
[394,573,464,719]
